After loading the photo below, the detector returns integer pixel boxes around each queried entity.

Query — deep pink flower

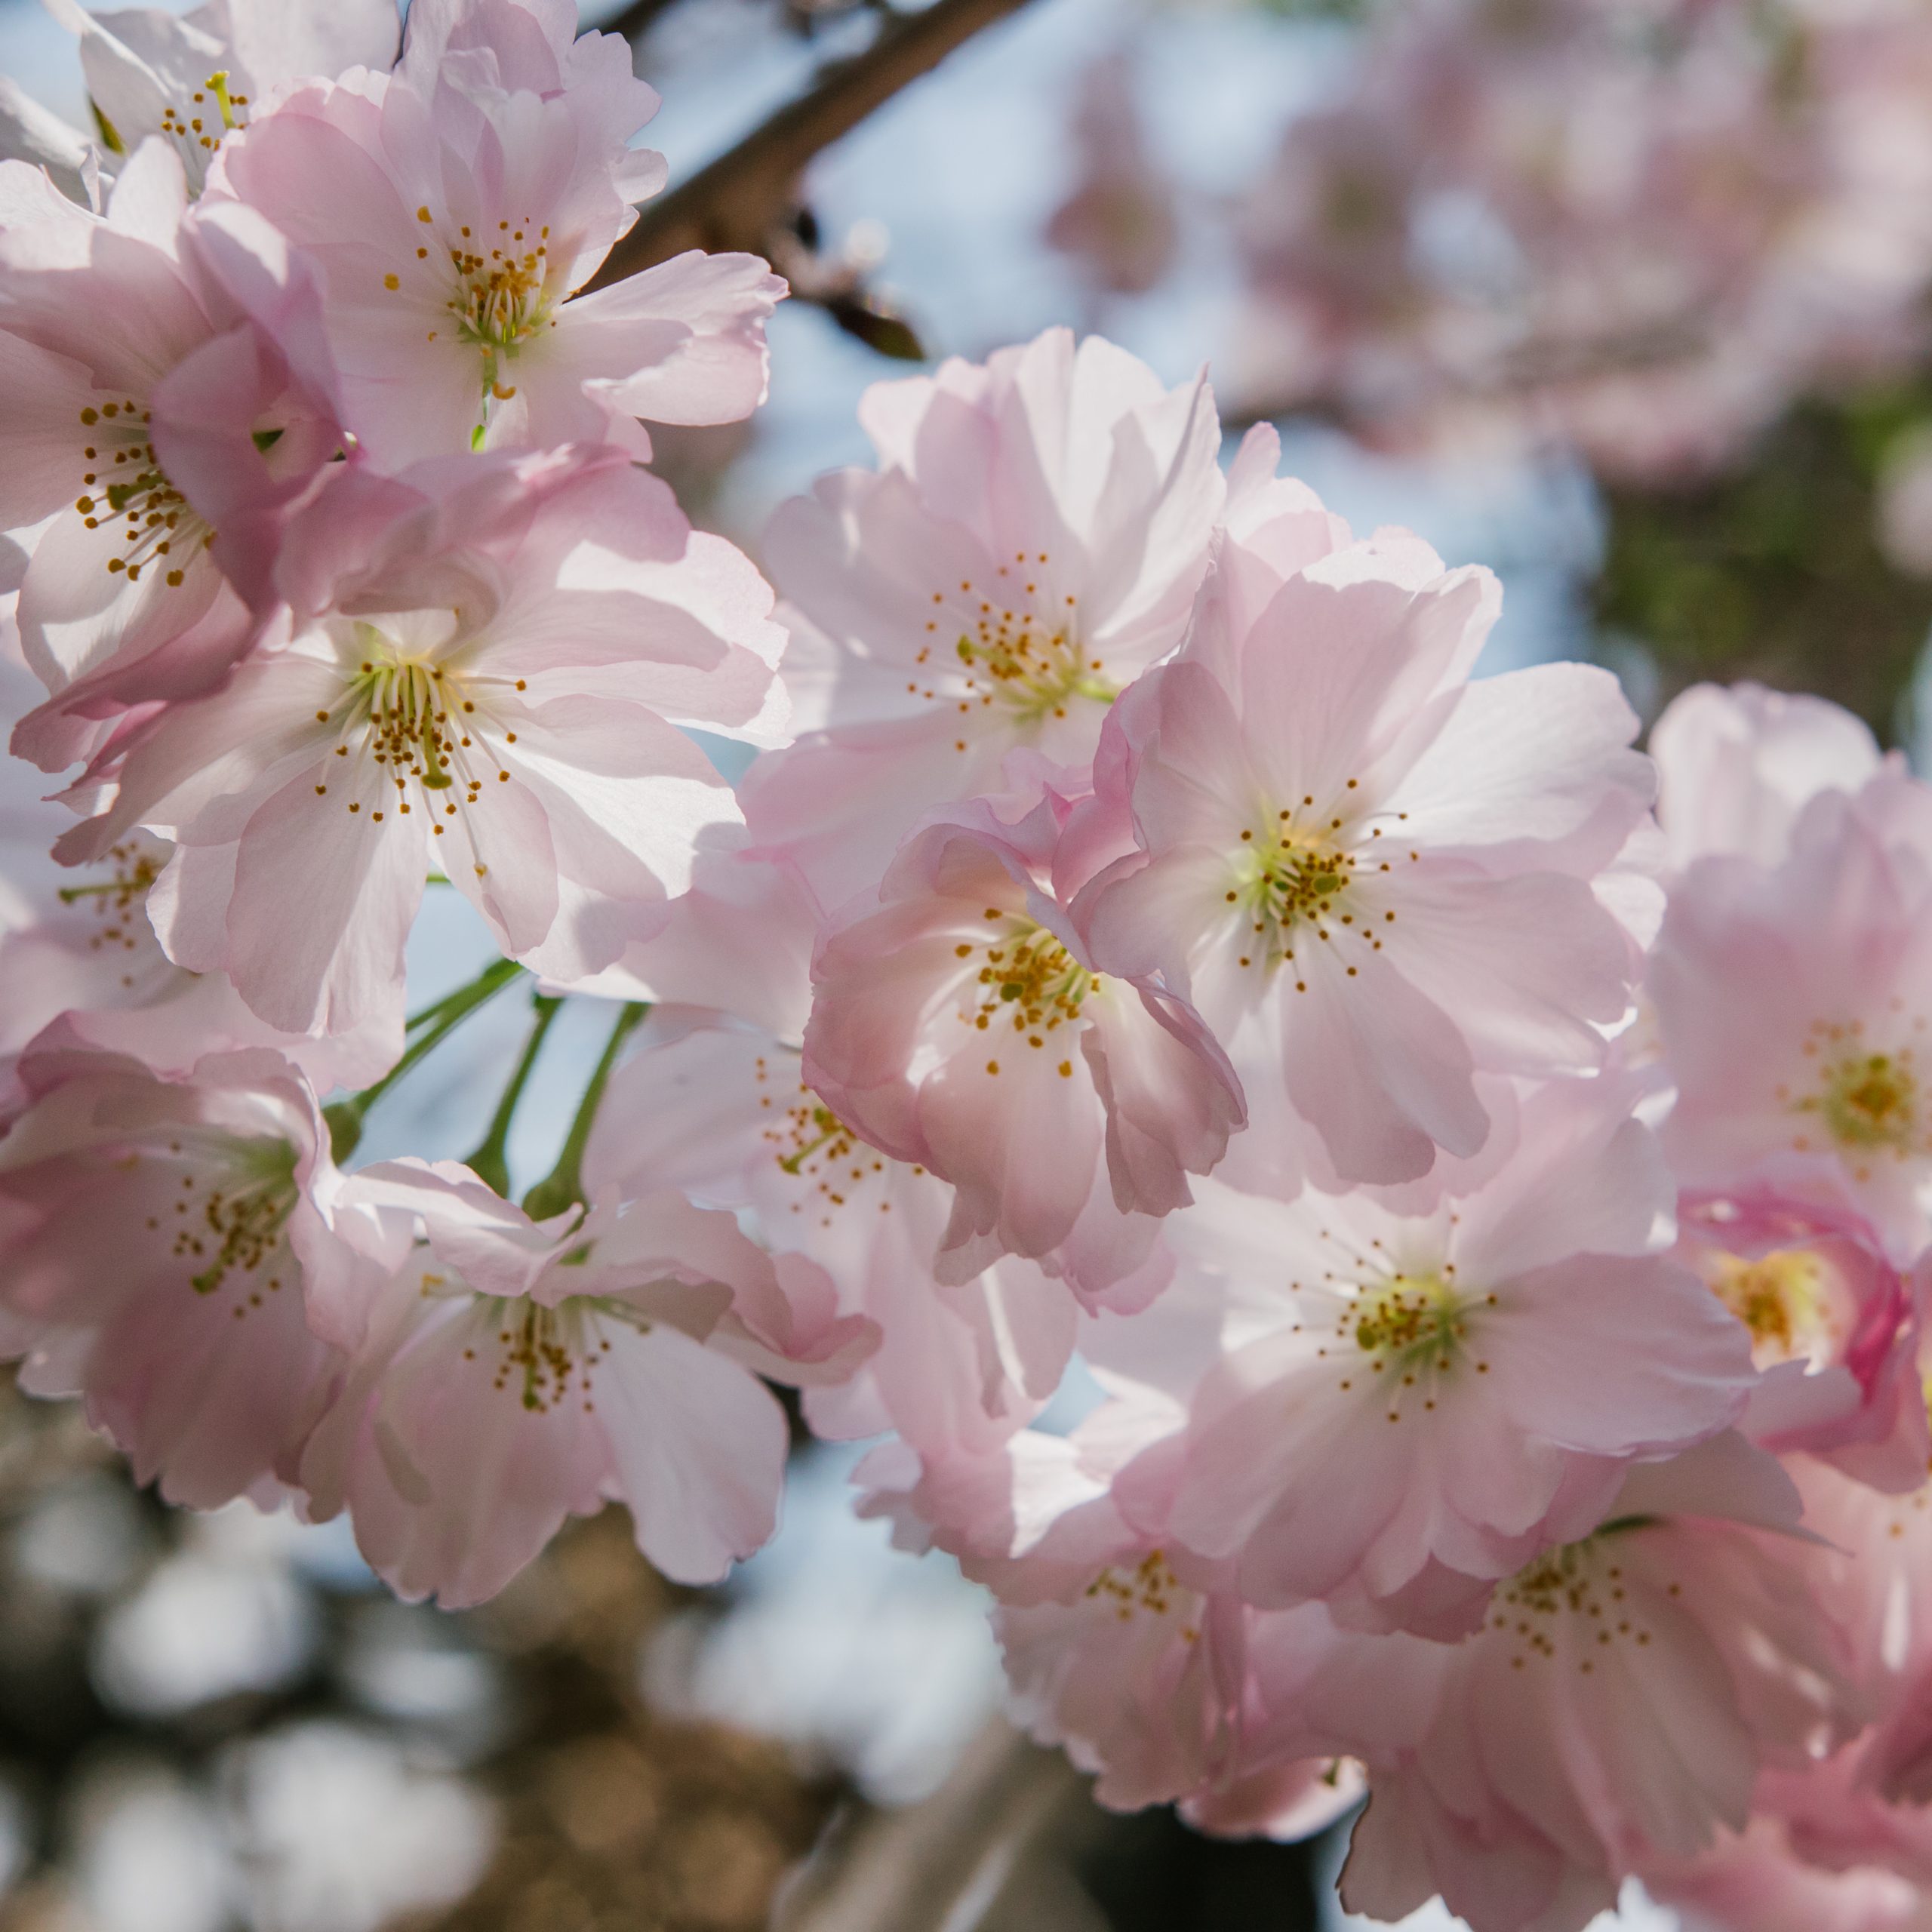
[208,0,781,466]
[0,141,348,771]
[740,328,1226,906]
[1676,1186,1929,1491]
[0,1034,377,1508]
[299,1158,874,1605]
[60,443,784,1035]
[1072,497,1657,1193]
[801,783,1244,1294]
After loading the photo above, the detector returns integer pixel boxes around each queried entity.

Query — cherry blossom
[208,0,783,466]
[583,1011,1075,1456]
[298,1158,873,1606]
[1324,1444,1864,1932]
[42,0,401,195]
[801,784,1244,1294]
[1114,1079,1757,1632]
[0,1035,376,1508]
[0,828,397,1088]
[1072,497,1657,1193]
[1652,774,1932,1257]
[1676,1187,1929,1491]
[0,140,348,772]
[740,327,1226,906]
[1651,681,1887,876]
[60,442,784,1035]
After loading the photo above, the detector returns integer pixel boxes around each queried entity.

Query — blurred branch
[608,0,685,38]
[587,0,1035,289]
[774,1719,1090,1932]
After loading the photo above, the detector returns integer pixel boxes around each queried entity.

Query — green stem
[327,957,525,1163]
[521,1001,648,1222]
[464,992,561,1196]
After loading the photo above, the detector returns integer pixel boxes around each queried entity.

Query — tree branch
[587,0,1035,289]
[606,0,685,42]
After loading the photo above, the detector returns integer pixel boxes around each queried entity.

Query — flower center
[1813,1052,1918,1149]
[1488,1527,1660,1675]
[913,557,1114,741]
[317,623,529,854]
[1709,1248,1832,1365]
[1224,789,1408,986]
[957,915,1095,1077]
[1082,1549,1197,1635]
[151,69,250,186]
[140,1133,298,1306]
[750,1054,893,1229]
[72,400,205,588]
[1787,1024,1930,1175]
[1351,1272,1465,1367]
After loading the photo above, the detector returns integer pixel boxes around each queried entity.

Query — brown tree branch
[586,0,1035,290]
[605,0,684,42]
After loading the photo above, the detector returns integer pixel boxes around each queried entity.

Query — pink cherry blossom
[207,1,782,466]
[1120,1078,1757,1631]
[740,327,1226,906]
[583,1012,1080,1458]
[42,0,401,194]
[297,1158,874,1607]
[1652,774,1932,1258]
[0,828,398,1088]
[1319,1443,1864,1932]
[1651,681,1887,876]
[60,442,784,1036]
[1072,496,1657,1193]
[1675,1187,1929,1491]
[801,783,1244,1295]
[0,140,348,771]
[0,1035,376,1508]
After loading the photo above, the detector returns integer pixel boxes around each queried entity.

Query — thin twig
[587,0,1035,288]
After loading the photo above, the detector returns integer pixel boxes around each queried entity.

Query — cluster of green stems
[324,957,646,1218]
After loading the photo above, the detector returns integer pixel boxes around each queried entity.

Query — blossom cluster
[2,7,1931,1930]
[1237,0,1932,485]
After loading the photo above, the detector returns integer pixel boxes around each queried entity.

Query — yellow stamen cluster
[1786,1018,1932,1180]
[155,69,249,159]
[1224,788,1412,987]
[752,1057,891,1228]
[138,1136,296,1314]
[58,841,162,983]
[1082,1549,1197,1638]
[318,632,526,860]
[958,913,1094,1075]
[73,400,201,587]
[478,1297,614,1415]
[1489,1535,1659,1675]
[394,205,561,413]
[915,555,1112,746]
[1710,1248,1832,1364]
[1287,1231,1495,1420]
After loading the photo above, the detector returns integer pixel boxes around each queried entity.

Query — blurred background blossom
[7,0,1932,1926]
